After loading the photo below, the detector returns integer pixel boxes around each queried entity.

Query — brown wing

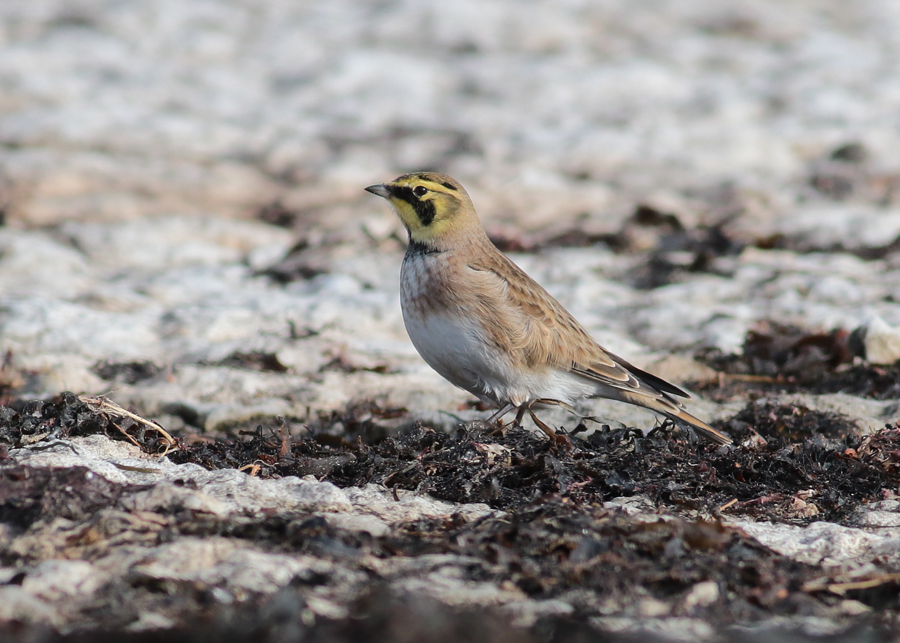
[465,245,731,445]
[465,247,646,389]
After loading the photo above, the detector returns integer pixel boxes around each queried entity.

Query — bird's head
[365,172,480,245]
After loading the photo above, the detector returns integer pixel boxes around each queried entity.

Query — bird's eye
[413,185,428,197]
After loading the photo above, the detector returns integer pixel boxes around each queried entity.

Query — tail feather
[619,391,732,445]
[665,406,732,446]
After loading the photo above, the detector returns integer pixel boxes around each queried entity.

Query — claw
[528,408,557,438]
[487,402,515,424]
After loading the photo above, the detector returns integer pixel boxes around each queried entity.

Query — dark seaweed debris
[0,392,172,454]
[180,500,832,622]
[695,321,900,400]
[214,351,289,373]
[697,321,854,380]
[166,402,897,524]
[319,405,898,524]
[3,394,898,525]
[3,393,900,642]
[0,465,139,532]
[0,449,876,631]
[0,395,872,526]
[0,459,889,636]
[91,360,163,385]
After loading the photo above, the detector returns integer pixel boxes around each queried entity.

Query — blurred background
[1,0,899,434]
[2,0,899,229]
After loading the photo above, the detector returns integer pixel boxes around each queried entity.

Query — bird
[365,172,731,445]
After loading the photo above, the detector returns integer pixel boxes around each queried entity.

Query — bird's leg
[532,398,619,438]
[513,404,528,428]
[491,404,527,435]
[486,402,516,425]
[486,402,516,435]
[525,398,561,438]
[527,409,556,438]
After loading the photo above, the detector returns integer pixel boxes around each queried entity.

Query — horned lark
[365,172,731,445]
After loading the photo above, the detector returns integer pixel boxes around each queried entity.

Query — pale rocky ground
[2,0,900,639]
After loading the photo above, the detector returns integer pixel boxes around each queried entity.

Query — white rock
[344,484,494,523]
[681,581,720,611]
[324,513,390,537]
[0,230,95,297]
[8,435,504,523]
[60,217,294,273]
[120,482,233,517]
[125,612,177,632]
[198,470,354,514]
[501,599,575,628]
[839,600,872,616]
[638,597,671,617]
[858,511,900,529]
[0,586,58,626]
[864,316,900,365]
[591,616,715,642]
[394,569,524,607]
[733,520,900,567]
[22,560,101,602]
[0,566,19,584]
[130,538,343,595]
[9,435,354,514]
[770,206,900,250]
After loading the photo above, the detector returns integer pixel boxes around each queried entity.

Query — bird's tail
[619,391,732,445]
[664,406,732,445]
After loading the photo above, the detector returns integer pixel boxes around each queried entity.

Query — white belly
[401,299,595,407]
[402,308,500,403]
[399,251,596,407]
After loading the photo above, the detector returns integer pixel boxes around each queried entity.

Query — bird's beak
[365,184,391,198]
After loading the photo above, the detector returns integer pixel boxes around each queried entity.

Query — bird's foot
[488,419,509,436]
[527,408,556,438]
[485,400,572,442]
[528,399,580,447]
[485,402,516,434]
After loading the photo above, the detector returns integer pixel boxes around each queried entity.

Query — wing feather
[466,247,690,401]
[463,241,730,445]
